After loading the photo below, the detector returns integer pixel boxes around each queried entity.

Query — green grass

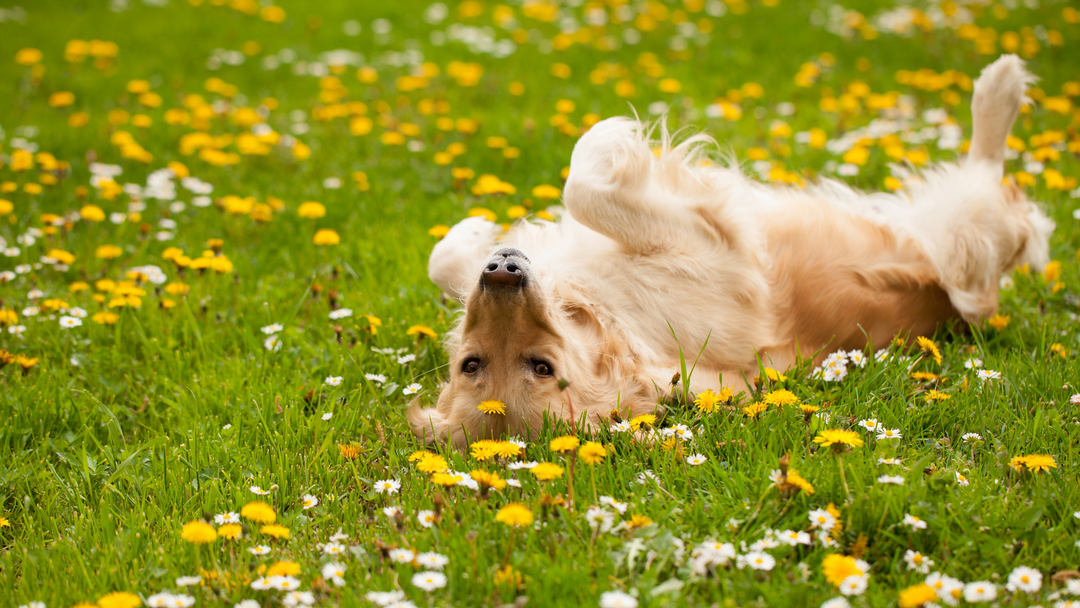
[1,0,1079,606]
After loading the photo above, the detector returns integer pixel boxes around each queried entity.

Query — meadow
[1,0,1079,606]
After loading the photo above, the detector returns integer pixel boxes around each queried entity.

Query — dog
[408,55,1053,447]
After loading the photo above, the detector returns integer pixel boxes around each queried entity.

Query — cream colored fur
[408,55,1053,447]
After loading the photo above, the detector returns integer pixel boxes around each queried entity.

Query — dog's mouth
[479,247,531,292]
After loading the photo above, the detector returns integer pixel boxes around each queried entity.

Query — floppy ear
[406,391,451,445]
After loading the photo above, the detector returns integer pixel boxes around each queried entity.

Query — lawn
[1,0,1079,606]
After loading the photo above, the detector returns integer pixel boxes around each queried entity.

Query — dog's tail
[968,54,1034,169]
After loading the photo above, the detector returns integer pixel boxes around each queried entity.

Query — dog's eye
[461,358,481,374]
[532,359,553,377]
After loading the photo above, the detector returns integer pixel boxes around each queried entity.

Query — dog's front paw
[568,117,649,187]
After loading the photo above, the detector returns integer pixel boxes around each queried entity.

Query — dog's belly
[766,204,959,362]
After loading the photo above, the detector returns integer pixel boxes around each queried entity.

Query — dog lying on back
[409,55,1053,447]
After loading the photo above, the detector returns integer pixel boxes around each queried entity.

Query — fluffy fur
[408,55,1053,447]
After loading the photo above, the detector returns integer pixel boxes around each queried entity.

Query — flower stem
[836,455,851,498]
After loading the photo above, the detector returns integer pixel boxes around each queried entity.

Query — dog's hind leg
[905,55,1051,321]
[968,54,1034,170]
[427,216,500,302]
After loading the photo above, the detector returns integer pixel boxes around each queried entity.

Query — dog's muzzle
[481,248,530,290]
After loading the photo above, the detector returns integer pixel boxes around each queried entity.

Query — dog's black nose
[481,248,529,289]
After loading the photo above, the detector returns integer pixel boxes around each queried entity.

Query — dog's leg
[427,216,500,302]
[968,54,1034,171]
[909,55,1051,321]
[563,117,729,253]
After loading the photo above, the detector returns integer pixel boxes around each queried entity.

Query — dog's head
[408,247,659,447]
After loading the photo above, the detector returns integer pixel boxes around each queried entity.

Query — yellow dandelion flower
[259,524,290,539]
[406,324,437,339]
[813,429,864,449]
[924,390,950,402]
[694,389,724,413]
[529,462,564,481]
[266,560,301,576]
[1008,455,1027,472]
[781,469,815,494]
[470,469,507,490]
[743,401,768,419]
[915,336,942,365]
[80,204,105,222]
[495,502,533,527]
[898,583,938,608]
[763,389,799,407]
[96,592,142,608]
[431,472,463,486]
[313,229,340,245]
[338,442,363,459]
[416,453,448,474]
[628,414,655,429]
[180,520,217,544]
[297,201,326,218]
[1019,454,1056,473]
[217,523,242,540]
[239,501,276,524]
[531,184,561,199]
[987,314,1010,330]
[578,441,607,465]
[822,554,865,587]
[549,435,579,452]
[477,400,506,415]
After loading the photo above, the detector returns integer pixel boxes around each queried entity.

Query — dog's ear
[406,390,450,445]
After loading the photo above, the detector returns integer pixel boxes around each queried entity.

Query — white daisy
[598,590,638,608]
[686,453,707,466]
[411,571,447,591]
[322,562,346,587]
[328,308,353,320]
[417,509,436,528]
[963,581,996,602]
[903,549,933,573]
[403,383,422,395]
[374,478,401,494]
[902,513,927,530]
[59,315,82,328]
[325,376,343,386]
[389,548,415,563]
[416,551,449,570]
[839,574,868,596]
[301,494,318,509]
[1006,566,1042,593]
[214,512,240,525]
[808,509,836,530]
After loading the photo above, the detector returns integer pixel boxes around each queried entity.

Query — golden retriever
[408,55,1053,447]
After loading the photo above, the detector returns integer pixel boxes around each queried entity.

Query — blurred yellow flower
[578,441,607,465]
[313,229,340,245]
[180,520,218,544]
[495,503,533,527]
[240,501,276,524]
